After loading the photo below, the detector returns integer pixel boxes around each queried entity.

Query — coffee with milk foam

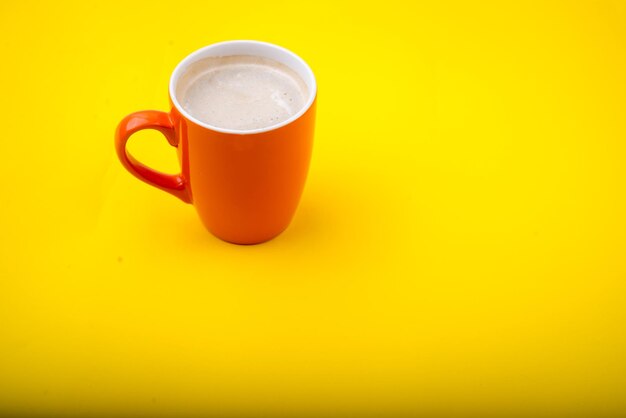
[177,55,309,131]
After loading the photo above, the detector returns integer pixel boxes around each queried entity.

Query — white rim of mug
[169,40,317,135]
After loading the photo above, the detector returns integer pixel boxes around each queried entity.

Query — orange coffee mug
[115,41,317,244]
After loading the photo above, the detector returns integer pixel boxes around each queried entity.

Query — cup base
[208,225,289,245]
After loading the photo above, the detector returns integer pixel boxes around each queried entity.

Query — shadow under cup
[115,40,317,245]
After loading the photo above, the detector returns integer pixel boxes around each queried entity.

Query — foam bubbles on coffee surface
[179,55,308,131]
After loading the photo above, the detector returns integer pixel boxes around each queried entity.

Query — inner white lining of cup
[169,40,317,135]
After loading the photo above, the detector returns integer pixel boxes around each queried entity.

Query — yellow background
[1,0,626,416]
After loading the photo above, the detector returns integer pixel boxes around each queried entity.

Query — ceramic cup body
[115,41,317,244]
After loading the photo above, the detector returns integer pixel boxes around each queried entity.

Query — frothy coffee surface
[177,55,308,131]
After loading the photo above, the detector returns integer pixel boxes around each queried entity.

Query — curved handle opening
[115,111,191,203]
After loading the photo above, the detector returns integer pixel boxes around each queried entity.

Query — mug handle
[115,111,191,203]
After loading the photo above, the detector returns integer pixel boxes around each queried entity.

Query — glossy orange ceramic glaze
[115,97,316,244]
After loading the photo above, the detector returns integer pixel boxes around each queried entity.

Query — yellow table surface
[1,1,626,416]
